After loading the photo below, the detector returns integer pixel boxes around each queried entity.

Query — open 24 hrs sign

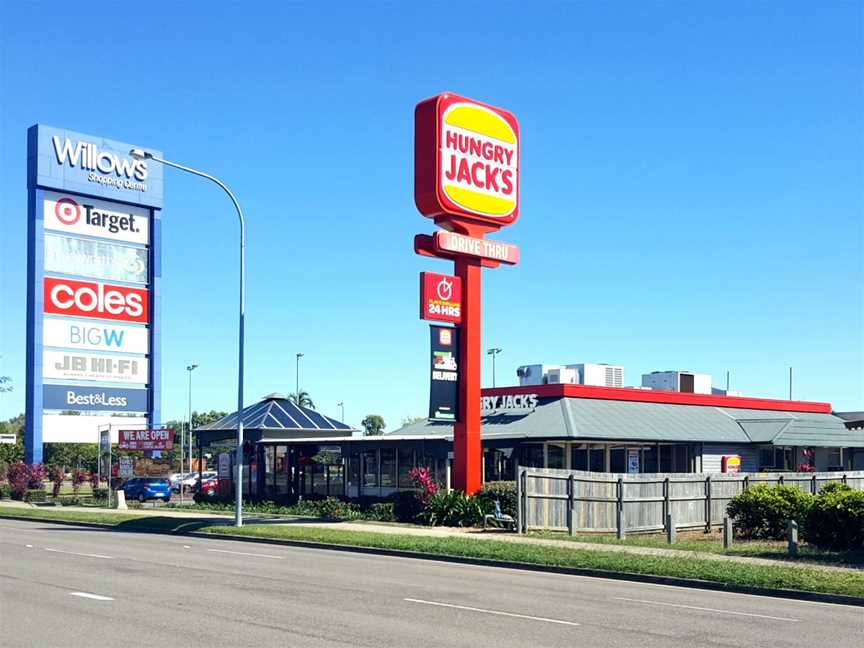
[420,272,462,324]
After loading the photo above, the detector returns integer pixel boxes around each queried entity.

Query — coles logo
[44,277,148,324]
[55,198,81,225]
[415,93,520,228]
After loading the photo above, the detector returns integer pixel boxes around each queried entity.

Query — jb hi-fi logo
[52,136,148,192]
[54,197,141,235]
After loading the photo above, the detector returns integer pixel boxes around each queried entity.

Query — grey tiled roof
[387,398,860,447]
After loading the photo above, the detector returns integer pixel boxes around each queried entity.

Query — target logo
[54,198,81,225]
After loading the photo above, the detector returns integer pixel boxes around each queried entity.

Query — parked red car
[198,477,218,498]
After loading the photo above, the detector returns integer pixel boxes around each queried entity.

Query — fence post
[567,473,574,536]
[842,474,848,486]
[743,475,749,492]
[787,520,798,557]
[723,516,733,549]
[616,477,626,540]
[663,476,670,525]
[517,466,526,533]
[666,513,676,545]
[704,475,712,533]
[778,475,784,486]
[811,474,817,494]
[516,465,522,534]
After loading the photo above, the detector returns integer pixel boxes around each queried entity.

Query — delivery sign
[420,272,462,324]
[415,93,519,227]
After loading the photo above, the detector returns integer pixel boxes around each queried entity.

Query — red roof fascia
[481,384,832,414]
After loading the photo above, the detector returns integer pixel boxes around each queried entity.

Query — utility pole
[789,367,793,400]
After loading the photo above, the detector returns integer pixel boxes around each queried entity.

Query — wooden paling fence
[516,467,864,535]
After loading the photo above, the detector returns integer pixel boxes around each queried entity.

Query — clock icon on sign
[436,278,453,301]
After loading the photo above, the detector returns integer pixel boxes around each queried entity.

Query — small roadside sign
[0,434,16,444]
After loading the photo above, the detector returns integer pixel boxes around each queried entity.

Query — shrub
[805,483,864,550]
[0,483,10,499]
[421,490,492,527]
[58,496,82,506]
[49,464,64,498]
[92,487,108,500]
[316,497,360,521]
[8,462,40,500]
[89,472,100,491]
[71,469,87,496]
[24,489,47,503]
[0,460,8,483]
[478,481,518,519]
[727,484,813,540]
[392,490,422,522]
[409,466,438,506]
[366,502,396,522]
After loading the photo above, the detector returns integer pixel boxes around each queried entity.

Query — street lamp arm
[146,155,246,241]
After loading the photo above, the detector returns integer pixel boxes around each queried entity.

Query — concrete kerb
[2,512,862,608]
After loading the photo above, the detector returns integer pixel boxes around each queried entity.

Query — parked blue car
[122,477,171,503]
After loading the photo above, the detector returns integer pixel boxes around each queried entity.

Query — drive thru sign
[414,92,520,495]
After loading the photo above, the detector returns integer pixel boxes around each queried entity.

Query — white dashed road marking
[69,592,114,601]
[44,548,113,559]
[404,598,581,627]
[207,548,284,559]
[613,597,800,622]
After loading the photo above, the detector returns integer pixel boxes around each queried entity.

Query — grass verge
[2,506,863,599]
[529,530,864,567]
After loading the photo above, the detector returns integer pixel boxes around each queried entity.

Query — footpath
[1,500,858,574]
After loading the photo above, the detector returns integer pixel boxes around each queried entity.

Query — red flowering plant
[49,465,65,497]
[408,466,439,506]
[71,468,87,496]
[7,462,44,499]
[89,471,100,491]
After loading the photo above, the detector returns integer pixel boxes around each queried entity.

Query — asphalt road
[0,519,861,648]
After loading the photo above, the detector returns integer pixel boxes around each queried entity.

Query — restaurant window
[659,445,673,472]
[589,446,605,472]
[547,444,565,469]
[571,446,588,471]
[760,447,793,471]
[610,447,626,473]
[674,445,691,473]
[362,450,378,488]
[397,448,415,487]
[328,463,344,496]
[643,445,658,473]
[274,446,289,495]
[313,463,328,496]
[380,449,397,488]
[520,445,544,468]
[348,452,360,489]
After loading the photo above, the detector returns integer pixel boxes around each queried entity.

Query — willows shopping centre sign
[414,92,521,494]
[25,125,163,462]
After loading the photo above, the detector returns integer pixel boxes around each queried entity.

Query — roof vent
[261,392,287,401]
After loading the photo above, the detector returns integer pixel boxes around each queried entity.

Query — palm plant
[289,390,315,409]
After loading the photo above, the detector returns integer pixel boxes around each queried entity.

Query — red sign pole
[453,257,482,493]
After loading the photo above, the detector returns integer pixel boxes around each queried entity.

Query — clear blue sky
[1,2,861,430]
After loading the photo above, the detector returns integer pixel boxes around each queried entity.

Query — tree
[0,376,12,393]
[0,414,24,464]
[361,415,386,436]
[288,391,315,409]
[401,415,426,427]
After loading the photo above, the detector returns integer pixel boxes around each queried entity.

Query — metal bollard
[787,520,798,557]
[666,513,676,545]
[723,516,733,549]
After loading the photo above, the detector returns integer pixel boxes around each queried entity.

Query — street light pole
[186,363,198,476]
[487,347,502,388]
[337,401,344,423]
[130,149,246,527]
[295,353,304,402]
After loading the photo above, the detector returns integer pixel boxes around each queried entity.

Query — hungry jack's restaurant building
[195,385,864,502]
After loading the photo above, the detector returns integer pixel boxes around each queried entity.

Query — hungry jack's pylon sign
[414,92,520,494]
